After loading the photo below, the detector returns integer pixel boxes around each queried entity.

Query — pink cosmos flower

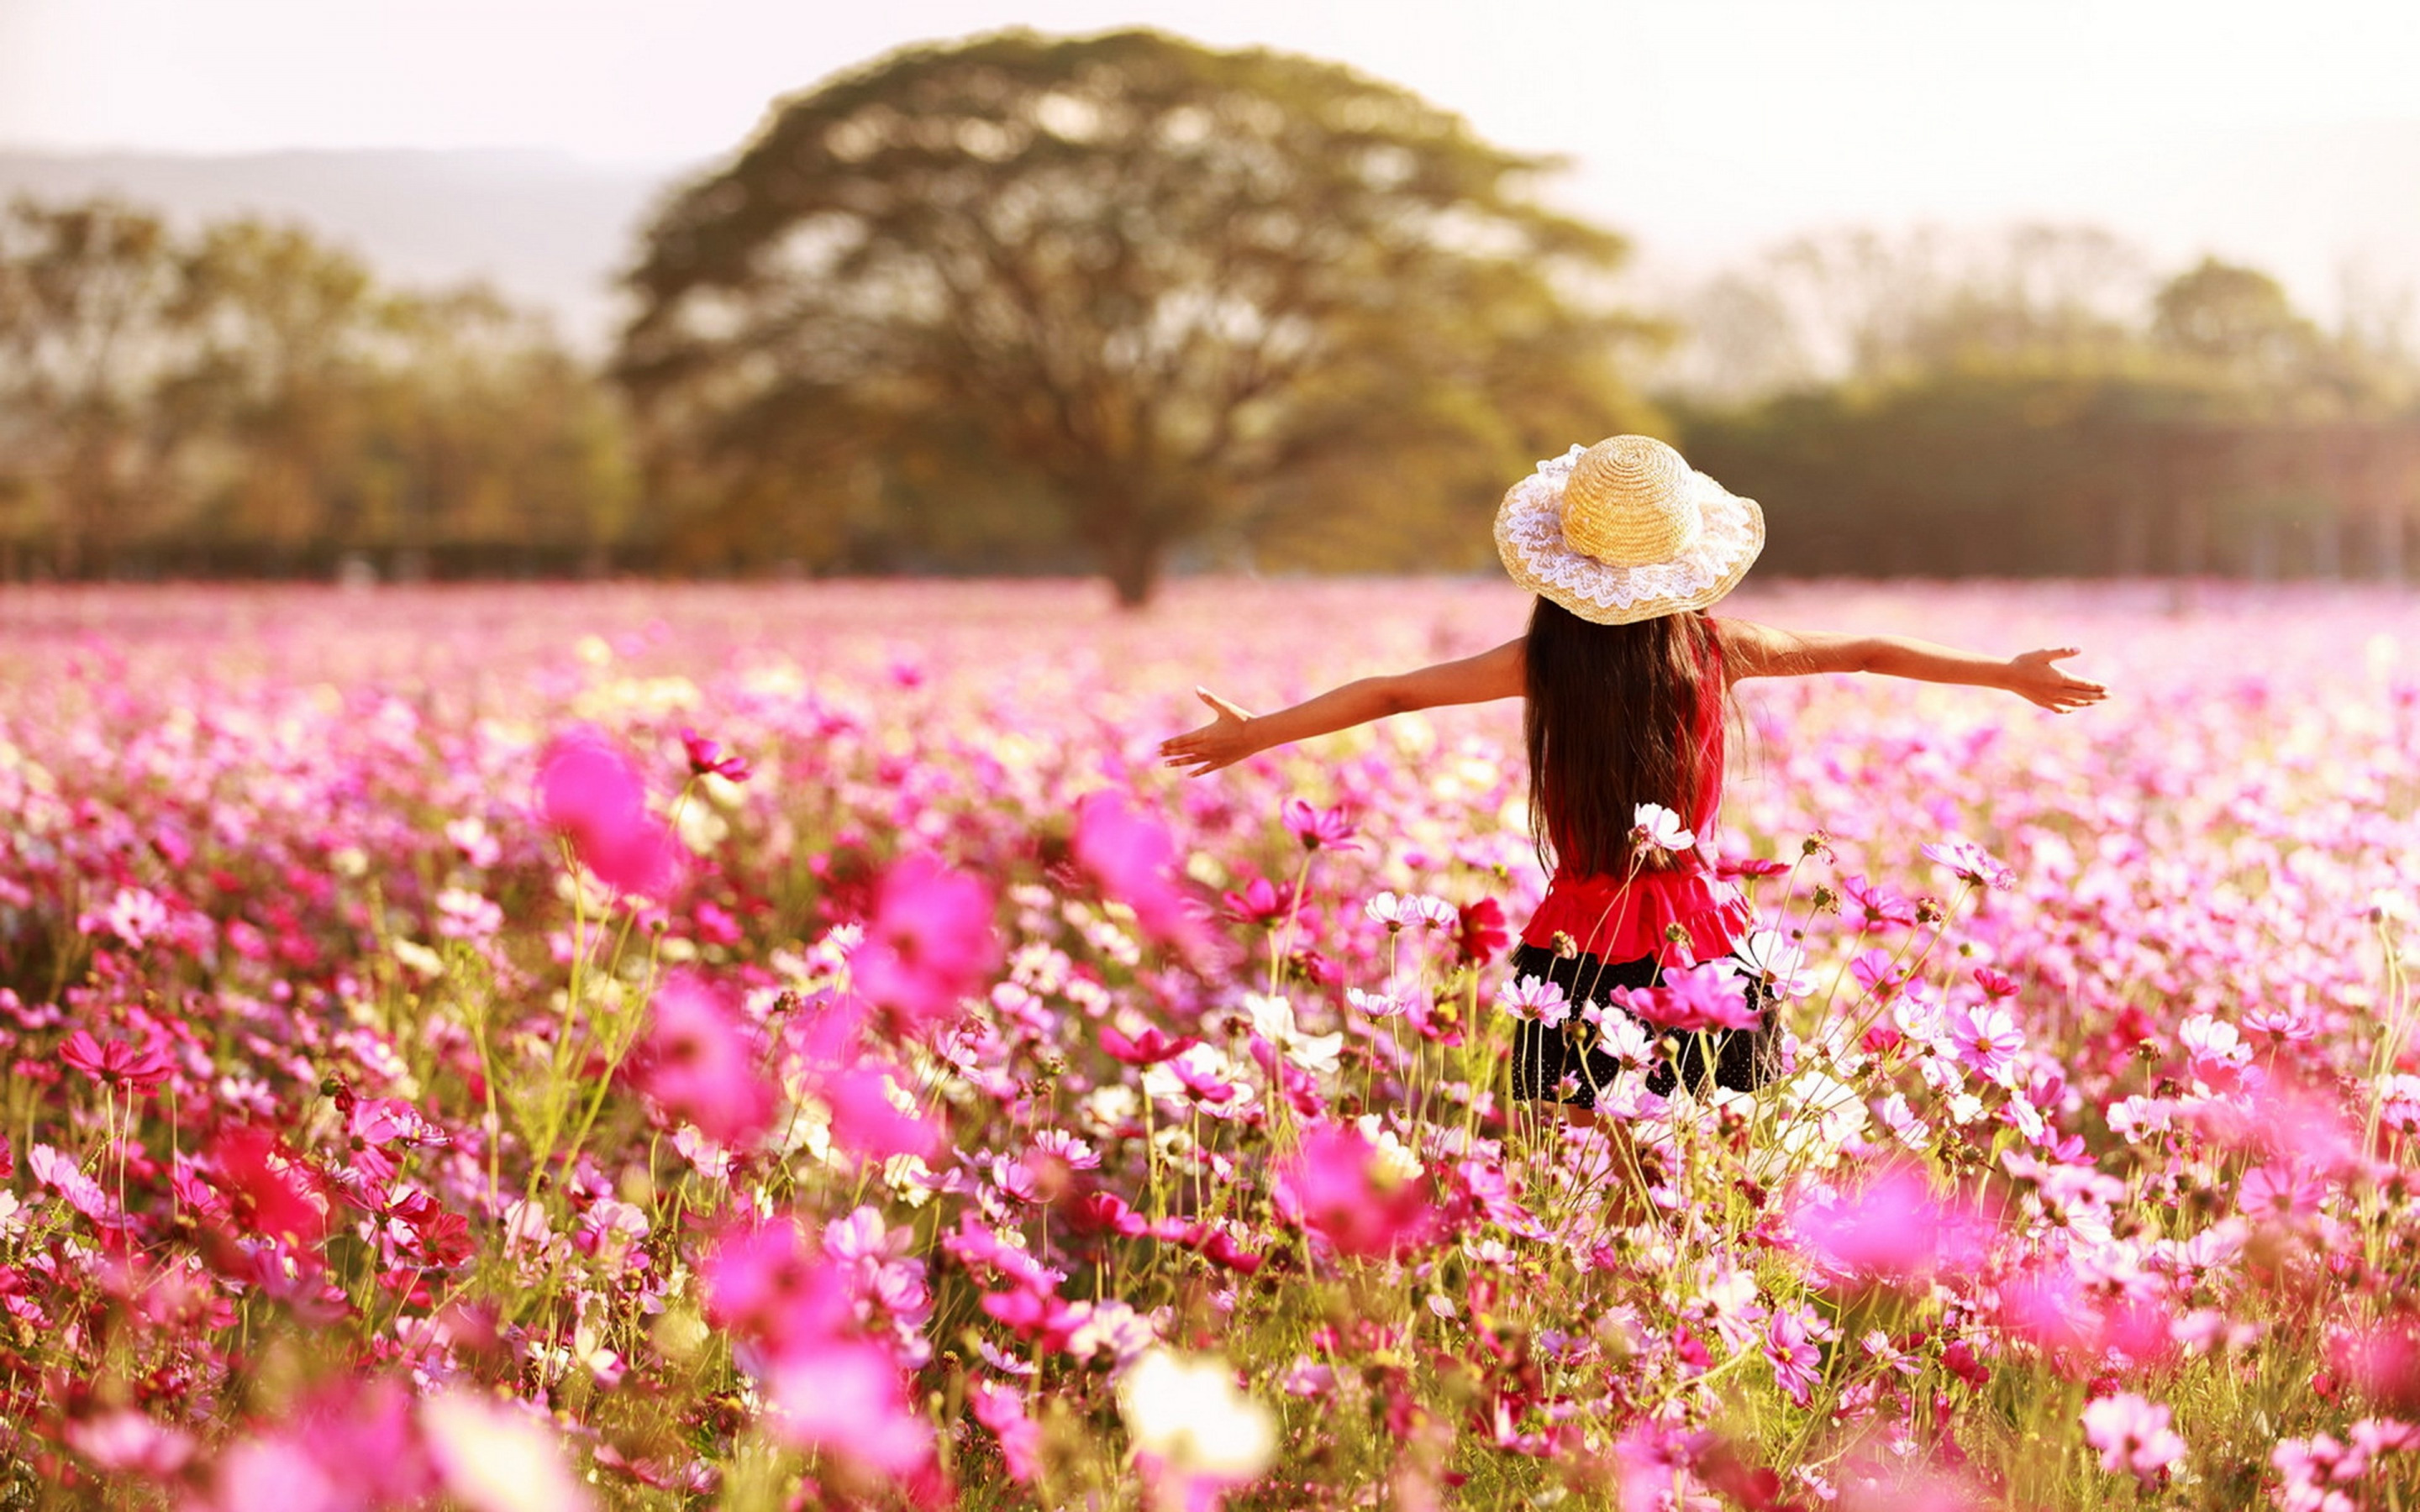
[1948,1004,2025,1082]
[1613,960,1758,1032]
[1275,1121,1439,1259]
[760,1336,934,1479]
[1494,975,1570,1026]
[534,729,679,895]
[818,1058,944,1161]
[850,853,1001,1034]
[969,1379,1043,1484]
[1764,1306,1826,1405]
[1786,1162,1993,1289]
[633,972,775,1147]
[2080,1392,2185,1484]
[1073,791,1203,948]
[1923,836,2017,890]
[2327,1316,2420,1415]
[63,1410,196,1476]
[1839,874,1918,927]
[1102,1023,1202,1065]
[59,1030,172,1093]
[1219,874,1298,926]
[1281,797,1358,852]
[678,727,751,782]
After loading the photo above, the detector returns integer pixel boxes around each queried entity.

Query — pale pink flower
[1764,1306,1827,1404]
[2080,1392,2185,1484]
[1494,974,1570,1026]
[420,1391,593,1512]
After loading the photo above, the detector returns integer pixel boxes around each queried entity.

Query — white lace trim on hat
[1499,444,1760,612]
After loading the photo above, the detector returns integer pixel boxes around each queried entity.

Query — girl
[1160,434,2105,1121]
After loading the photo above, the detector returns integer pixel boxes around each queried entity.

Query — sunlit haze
[5,0,2419,315]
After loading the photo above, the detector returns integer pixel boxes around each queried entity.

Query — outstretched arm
[1159,638,1525,776]
[1719,618,2107,711]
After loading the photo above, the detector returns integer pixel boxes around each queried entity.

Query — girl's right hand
[1159,687,1258,775]
[2003,648,2107,711]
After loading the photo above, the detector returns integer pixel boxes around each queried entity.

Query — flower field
[3,577,2419,1510]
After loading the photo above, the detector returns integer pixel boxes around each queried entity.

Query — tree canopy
[616,28,1660,604]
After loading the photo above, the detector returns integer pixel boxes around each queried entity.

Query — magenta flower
[534,730,679,895]
[702,1219,854,1347]
[678,726,751,783]
[1786,1162,1992,1289]
[2080,1392,2185,1484]
[1281,797,1358,852]
[850,853,1001,1034]
[59,1030,172,1094]
[1102,1023,1202,1066]
[818,1059,943,1161]
[1219,874,1298,926]
[970,1380,1043,1484]
[1275,1121,1439,1259]
[633,972,774,1147]
[2327,1315,2420,1414]
[760,1336,934,1479]
[1072,790,1203,948]
[1614,960,1758,1032]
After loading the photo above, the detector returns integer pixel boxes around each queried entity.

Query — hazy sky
[6,0,2419,308]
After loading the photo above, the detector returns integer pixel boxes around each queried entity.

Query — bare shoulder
[1711,617,1869,680]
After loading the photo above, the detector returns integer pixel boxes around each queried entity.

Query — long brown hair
[1523,599,1723,878]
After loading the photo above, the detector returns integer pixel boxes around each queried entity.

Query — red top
[1518,624,1752,964]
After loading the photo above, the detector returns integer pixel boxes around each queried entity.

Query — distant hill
[0,148,691,351]
[6,125,2417,366]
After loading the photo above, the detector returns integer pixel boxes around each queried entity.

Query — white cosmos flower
[1630,804,1695,853]
[1118,1349,1276,1479]
[1243,993,1344,1077]
[1733,928,1816,1000]
[420,1391,592,1512]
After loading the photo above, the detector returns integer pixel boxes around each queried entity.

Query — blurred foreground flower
[535,729,679,895]
[1786,1162,1994,1291]
[634,972,775,1147]
[1074,790,1205,949]
[1118,1348,1275,1506]
[851,853,1001,1034]
[421,1390,593,1512]
[1276,1120,1439,1259]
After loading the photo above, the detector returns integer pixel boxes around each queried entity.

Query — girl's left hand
[2004,648,2107,711]
[1159,687,1257,775]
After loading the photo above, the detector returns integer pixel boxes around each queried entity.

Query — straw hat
[1494,435,1765,625]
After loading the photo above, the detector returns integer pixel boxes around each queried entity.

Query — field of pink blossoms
[3,577,2418,1511]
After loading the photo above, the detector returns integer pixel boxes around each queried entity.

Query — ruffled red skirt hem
[1518,869,1754,964]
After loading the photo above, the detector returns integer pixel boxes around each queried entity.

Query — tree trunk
[1090,503,1165,609]
[1101,527,1162,609]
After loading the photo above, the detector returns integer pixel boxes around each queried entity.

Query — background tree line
[3,29,2417,593]
[0,197,627,580]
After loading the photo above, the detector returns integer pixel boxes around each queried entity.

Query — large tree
[616,28,1658,603]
